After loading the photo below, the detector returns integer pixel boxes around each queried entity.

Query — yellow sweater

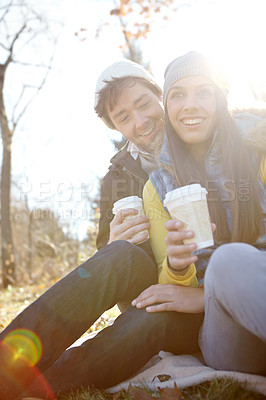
[143,156,266,288]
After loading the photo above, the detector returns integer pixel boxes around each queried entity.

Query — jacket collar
[109,141,131,165]
[109,141,148,180]
[159,112,263,167]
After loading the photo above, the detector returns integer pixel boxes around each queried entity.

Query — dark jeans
[0,241,203,399]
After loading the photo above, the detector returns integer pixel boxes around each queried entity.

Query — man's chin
[140,140,162,156]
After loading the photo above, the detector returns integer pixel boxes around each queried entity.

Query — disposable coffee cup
[163,184,214,250]
[112,196,149,244]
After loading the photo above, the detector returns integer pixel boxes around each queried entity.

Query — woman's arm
[143,180,198,287]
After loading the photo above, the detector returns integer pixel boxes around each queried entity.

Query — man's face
[107,81,164,155]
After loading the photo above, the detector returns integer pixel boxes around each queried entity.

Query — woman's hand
[165,220,198,272]
[131,284,205,313]
[165,220,216,274]
[108,208,150,244]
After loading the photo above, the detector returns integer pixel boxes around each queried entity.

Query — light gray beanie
[163,51,229,106]
[95,59,161,129]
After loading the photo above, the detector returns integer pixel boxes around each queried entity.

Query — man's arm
[96,175,113,250]
[96,163,150,249]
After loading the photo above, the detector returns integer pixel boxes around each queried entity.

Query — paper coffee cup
[112,196,149,244]
[163,184,214,250]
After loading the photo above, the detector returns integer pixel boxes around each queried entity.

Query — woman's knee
[205,243,249,285]
[204,242,258,292]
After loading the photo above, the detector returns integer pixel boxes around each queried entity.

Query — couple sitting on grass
[0,51,265,400]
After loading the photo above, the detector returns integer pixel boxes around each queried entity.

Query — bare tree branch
[12,39,57,130]
[0,0,13,23]
[0,41,11,51]
[12,60,53,68]
[3,23,27,69]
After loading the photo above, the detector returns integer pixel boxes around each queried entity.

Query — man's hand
[131,284,205,314]
[108,208,150,244]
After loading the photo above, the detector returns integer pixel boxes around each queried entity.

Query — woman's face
[166,75,217,148]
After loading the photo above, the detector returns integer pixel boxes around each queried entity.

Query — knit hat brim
[95,59,161,129]
[163,51,229,106]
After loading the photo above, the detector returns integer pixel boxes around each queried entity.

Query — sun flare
[150,0,266,111]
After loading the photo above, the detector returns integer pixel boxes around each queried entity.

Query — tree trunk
[1,137,16,287]
[0,69,16,287]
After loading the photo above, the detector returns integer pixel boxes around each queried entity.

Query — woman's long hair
[165,88,264,244]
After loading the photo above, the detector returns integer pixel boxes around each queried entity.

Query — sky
[2,0,266,238]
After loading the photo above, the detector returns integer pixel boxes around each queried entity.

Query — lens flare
[3,328,42,366]
[78,266,90,278]
[0,329,55,399]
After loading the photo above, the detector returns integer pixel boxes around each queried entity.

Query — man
[94,60,164,249]
[0,61,203,400]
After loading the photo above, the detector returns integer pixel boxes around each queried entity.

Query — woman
[133,51,266,375]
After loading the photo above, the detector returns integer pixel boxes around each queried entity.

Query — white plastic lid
[112,196,143,214]
[164,184,207,205]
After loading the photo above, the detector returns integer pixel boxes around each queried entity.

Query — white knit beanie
[163,51,229,106]
[95,59,161,129]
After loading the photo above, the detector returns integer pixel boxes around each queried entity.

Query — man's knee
[102,240,157,282]
[113,240,157,273]
[92,240,151,264]
[106,240,152,260]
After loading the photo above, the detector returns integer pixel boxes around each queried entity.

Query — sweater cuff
[159,257,198,287]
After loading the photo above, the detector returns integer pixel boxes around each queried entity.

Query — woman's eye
[198,89,213,97]
[170,91,184,99]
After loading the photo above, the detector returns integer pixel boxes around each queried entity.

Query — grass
[57,378,266,400]
[0,284,48,329]
[182,378,266,399]
[1,285,265,400]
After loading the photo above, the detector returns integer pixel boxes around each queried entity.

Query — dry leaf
[158,383,183,399]
[129,385,155,400]
[112,388,126,400]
